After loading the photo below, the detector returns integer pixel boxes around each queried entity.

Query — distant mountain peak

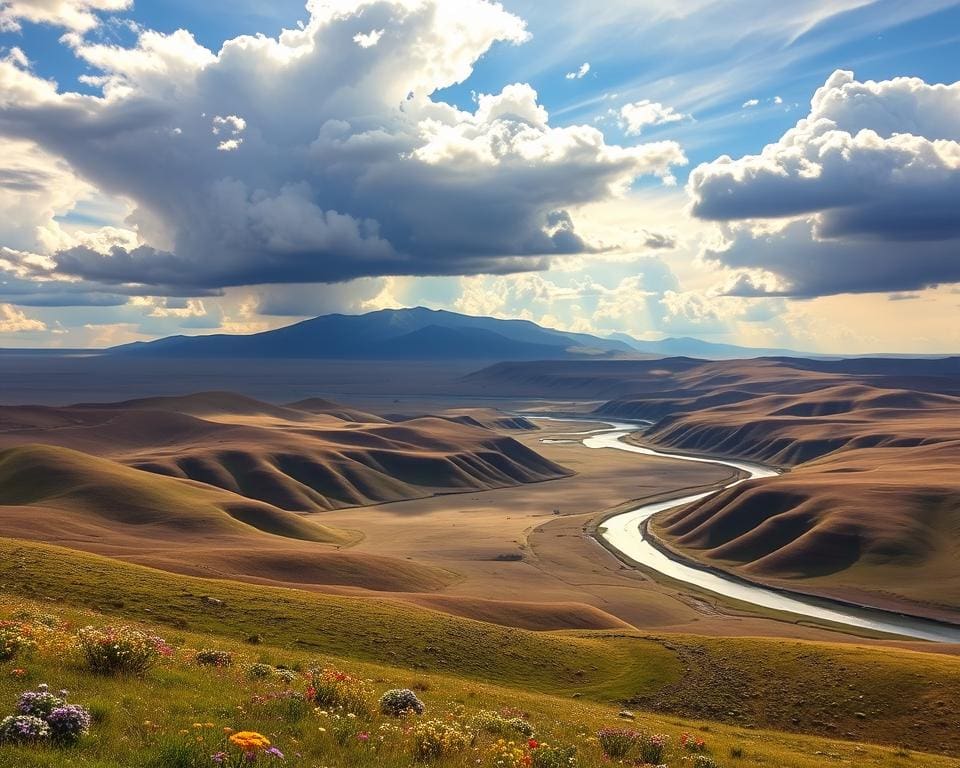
[107,307,636,361]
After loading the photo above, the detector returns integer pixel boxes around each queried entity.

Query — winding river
[535,417,960,644]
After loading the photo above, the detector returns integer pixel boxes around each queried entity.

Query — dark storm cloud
[0,0,685,294]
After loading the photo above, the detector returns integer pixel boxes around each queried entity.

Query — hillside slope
[0,394,570,512]
[588,363,960,621]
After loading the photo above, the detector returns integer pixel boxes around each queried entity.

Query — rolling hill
[0,393,570,512]
[566,359,960,621]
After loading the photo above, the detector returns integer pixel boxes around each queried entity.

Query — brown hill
[0,395,570,512]
[588,362,960,621]
[0,444,460,593]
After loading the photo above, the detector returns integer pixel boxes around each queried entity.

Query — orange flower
[229,731,271,752]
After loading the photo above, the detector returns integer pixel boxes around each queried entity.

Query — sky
[0,0,958,353]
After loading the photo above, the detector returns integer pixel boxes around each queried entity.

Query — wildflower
[229,730,272,752]
[47,704,92,742]
[379,688,426,717]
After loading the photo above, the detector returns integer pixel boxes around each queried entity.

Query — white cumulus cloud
[0,0,129,32]
[690,70,960,297]
[619,100,688,136]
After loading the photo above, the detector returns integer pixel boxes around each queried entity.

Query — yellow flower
[229,731,271,752]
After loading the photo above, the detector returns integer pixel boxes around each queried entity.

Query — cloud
[0,0,130,33]
[619,100,688,135]
[0,0,686,296]
[565,62,590,80]
[741,98,759,108]
[0,302,45,332]
[689,70,960,297]
[353,28,384,48]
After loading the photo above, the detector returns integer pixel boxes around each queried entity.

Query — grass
[0,596,957,768]
[2,536,960,765]
[0,538,678,700]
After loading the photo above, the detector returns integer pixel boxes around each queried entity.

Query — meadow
[1,537,960,768]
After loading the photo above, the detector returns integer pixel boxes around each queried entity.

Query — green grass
[0,538,678,700]
[2,536,960,766]
[0,596,957,768]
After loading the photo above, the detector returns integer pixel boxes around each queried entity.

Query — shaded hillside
[0,394,570,512]
[652,442,960,620]
[0,445,463,593]
[0,444,350,545]
[584,360,960,621]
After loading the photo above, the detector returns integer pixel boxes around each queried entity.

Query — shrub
[306,667,372,716]
[681,732,708,753]
[530,744,577,768]
[379,688,425,717]
[0,714,51,743]
[596,727,640,759]
[0,622,32,661]
[77,625,169,675]
[249,662,274,678]
[412,718,470,761]
[196,649,234,667]
[17,683,66,717]
[472,709,534,738]
[694,757,721,768]
[47,704,92,743]
[639,732,670,763]
[248,663,297,683]
[274,667,297,683]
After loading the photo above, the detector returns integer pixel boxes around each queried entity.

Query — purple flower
[0,714,51,743]
[211,751,228,764]
[265,746,285,759]
[47,704,92,742]
[17,685,65,717]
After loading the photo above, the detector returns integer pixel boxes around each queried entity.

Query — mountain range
[108,307,811,361]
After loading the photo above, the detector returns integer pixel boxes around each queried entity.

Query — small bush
[0,714,51,743]
[379,688,425,717]
[248,662,275,678]
[17,683,65,717]
[694,756,722,768]
[639,732,670,763]
[412,718,470,761]
[597,727,640,759]
[47,704,92,743]
[472,709,534,738]
[0,622,33,661]
[307,667,373,716]
[196,648,233,667]
[77,625,169,675]
[531,744,577,768]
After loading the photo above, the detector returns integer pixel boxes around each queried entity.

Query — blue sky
[0,0,959,352]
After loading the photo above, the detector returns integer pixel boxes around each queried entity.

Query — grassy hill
[1,537,960,766]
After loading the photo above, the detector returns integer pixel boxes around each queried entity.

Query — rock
[201,596,224,607]
[618,710,635,720]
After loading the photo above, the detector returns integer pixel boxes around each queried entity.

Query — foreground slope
[2,538,960,763]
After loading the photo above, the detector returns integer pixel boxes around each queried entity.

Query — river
[534,417,960,644]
